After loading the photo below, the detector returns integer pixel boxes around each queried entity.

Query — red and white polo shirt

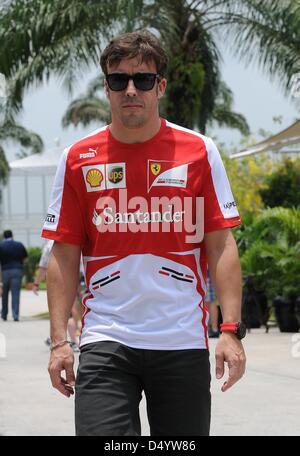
[42,119,241,350]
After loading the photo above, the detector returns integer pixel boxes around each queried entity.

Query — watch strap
[220,322,239,333]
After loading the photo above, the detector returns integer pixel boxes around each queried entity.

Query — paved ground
[0,290,299,436]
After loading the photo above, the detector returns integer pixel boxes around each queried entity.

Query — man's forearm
[205,229,242,322]
[47,242,81,342]
[34,267,47,285]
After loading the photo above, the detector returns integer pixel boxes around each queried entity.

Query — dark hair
[100,30,168,77]
[3,230,13,239]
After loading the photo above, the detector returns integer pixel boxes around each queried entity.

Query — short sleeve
[202,138,241,233]
[41,147,86,245]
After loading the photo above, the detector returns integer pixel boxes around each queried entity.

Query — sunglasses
[106,72,161,91]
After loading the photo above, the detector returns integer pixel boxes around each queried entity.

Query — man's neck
[109,116,161,144]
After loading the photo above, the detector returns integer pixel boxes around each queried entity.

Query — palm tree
[0,145,9,185]
[0,0,123,111]
[211,82,250,135]
[62,76,110,128]
[0,112,43,184]
[0,71,44,184]
[128,0,300,131]
[1,0,299,131]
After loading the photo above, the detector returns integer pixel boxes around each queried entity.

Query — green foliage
[252,207,300,246]
[2,0,299,134]
[259,158,300,208]
[162,59,205,129]
[222,152,274,219]
[211,82,250,136]
[233,212,257,256]
[9,0,300,132]
[23,246,41,284]
[0,0,121,107]
[240,208,300,300]
[0,118,43,153]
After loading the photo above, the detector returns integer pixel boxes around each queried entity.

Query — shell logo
[86,168,103,187]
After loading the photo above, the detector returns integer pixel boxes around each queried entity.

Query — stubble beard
[120,112,147,129]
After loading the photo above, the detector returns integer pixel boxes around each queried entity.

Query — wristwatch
[219,321,247,340]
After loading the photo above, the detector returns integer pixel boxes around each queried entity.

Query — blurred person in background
[0,230,27,321]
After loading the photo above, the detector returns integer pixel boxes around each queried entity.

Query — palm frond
[62,96,110,128]
[0,144,9,185]
[252,207,300,245]
[86,76,105,97]
[0,0,121,108]
[210,0,300,96]
[211,81,250,134]
[0,119,43,154]
[1,0,300,131]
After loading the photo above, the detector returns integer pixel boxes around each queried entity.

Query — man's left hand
[215,332,246,392]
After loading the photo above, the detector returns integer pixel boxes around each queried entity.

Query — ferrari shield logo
[151,163,161,176]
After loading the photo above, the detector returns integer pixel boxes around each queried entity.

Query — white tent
[9,145,62,176]
[230,119,300,159]
[0,146,63,246]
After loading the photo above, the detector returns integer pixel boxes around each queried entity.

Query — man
[0,230,28,321]
[43,31,246,436]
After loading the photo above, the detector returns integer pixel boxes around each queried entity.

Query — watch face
[237,322,247,339]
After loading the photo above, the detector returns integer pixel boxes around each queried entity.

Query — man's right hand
[48,344,76,397]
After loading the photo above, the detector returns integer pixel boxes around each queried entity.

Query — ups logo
[108,167,124,184]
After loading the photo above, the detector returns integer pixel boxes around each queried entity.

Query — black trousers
[75,341,211,436]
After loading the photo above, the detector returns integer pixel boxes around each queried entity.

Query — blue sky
[5,46,299,161]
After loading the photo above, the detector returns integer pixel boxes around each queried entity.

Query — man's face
[105,57,166,129]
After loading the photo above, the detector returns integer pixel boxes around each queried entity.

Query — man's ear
[157,78,167,99]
